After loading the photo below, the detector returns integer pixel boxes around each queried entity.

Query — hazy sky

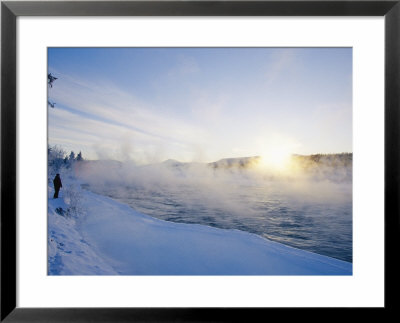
[48,47,352,164]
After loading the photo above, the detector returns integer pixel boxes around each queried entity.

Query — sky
[48,47,352,164]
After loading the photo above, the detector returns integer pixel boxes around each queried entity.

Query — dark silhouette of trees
[48,145,84,173]
[76,151,83,161]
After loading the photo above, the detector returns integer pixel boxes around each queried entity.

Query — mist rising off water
[77,155,352,263]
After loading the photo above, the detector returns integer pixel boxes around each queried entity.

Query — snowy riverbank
[48,179,352,276]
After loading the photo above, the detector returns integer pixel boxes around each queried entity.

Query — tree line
[48,145,84,174]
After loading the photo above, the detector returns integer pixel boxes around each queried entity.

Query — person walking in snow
[53,174,62,198]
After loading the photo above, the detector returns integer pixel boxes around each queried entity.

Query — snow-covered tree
[48,145,66,175]
[48,73,57,87]
[76,151,83,161]
[48,145,85,173]
[48,73,58,108]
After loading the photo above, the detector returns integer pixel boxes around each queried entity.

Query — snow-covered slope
[48,181,352,276]
[48,195,117,275]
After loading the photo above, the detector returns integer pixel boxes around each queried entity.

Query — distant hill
[81,153,352,172]
[79,153,352,182]
[208,156,261,169]
[292,153,352,168]
[291,153,352,182]
[199,153,352,182]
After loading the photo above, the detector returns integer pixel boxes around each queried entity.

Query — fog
[75,154,352,209]
[72,154,352,262]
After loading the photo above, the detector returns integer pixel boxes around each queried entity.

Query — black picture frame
[1,0,399,321]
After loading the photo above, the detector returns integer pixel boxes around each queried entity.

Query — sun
[254,134,300,172]
[258,144,293,171]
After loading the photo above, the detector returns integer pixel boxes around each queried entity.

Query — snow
[48,178,352,276]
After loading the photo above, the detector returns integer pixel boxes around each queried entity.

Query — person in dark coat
[53,174,62,198]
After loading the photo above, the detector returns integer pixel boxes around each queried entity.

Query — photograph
[47,47,353,276]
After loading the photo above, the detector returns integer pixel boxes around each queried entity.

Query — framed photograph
[2,0,399,321]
